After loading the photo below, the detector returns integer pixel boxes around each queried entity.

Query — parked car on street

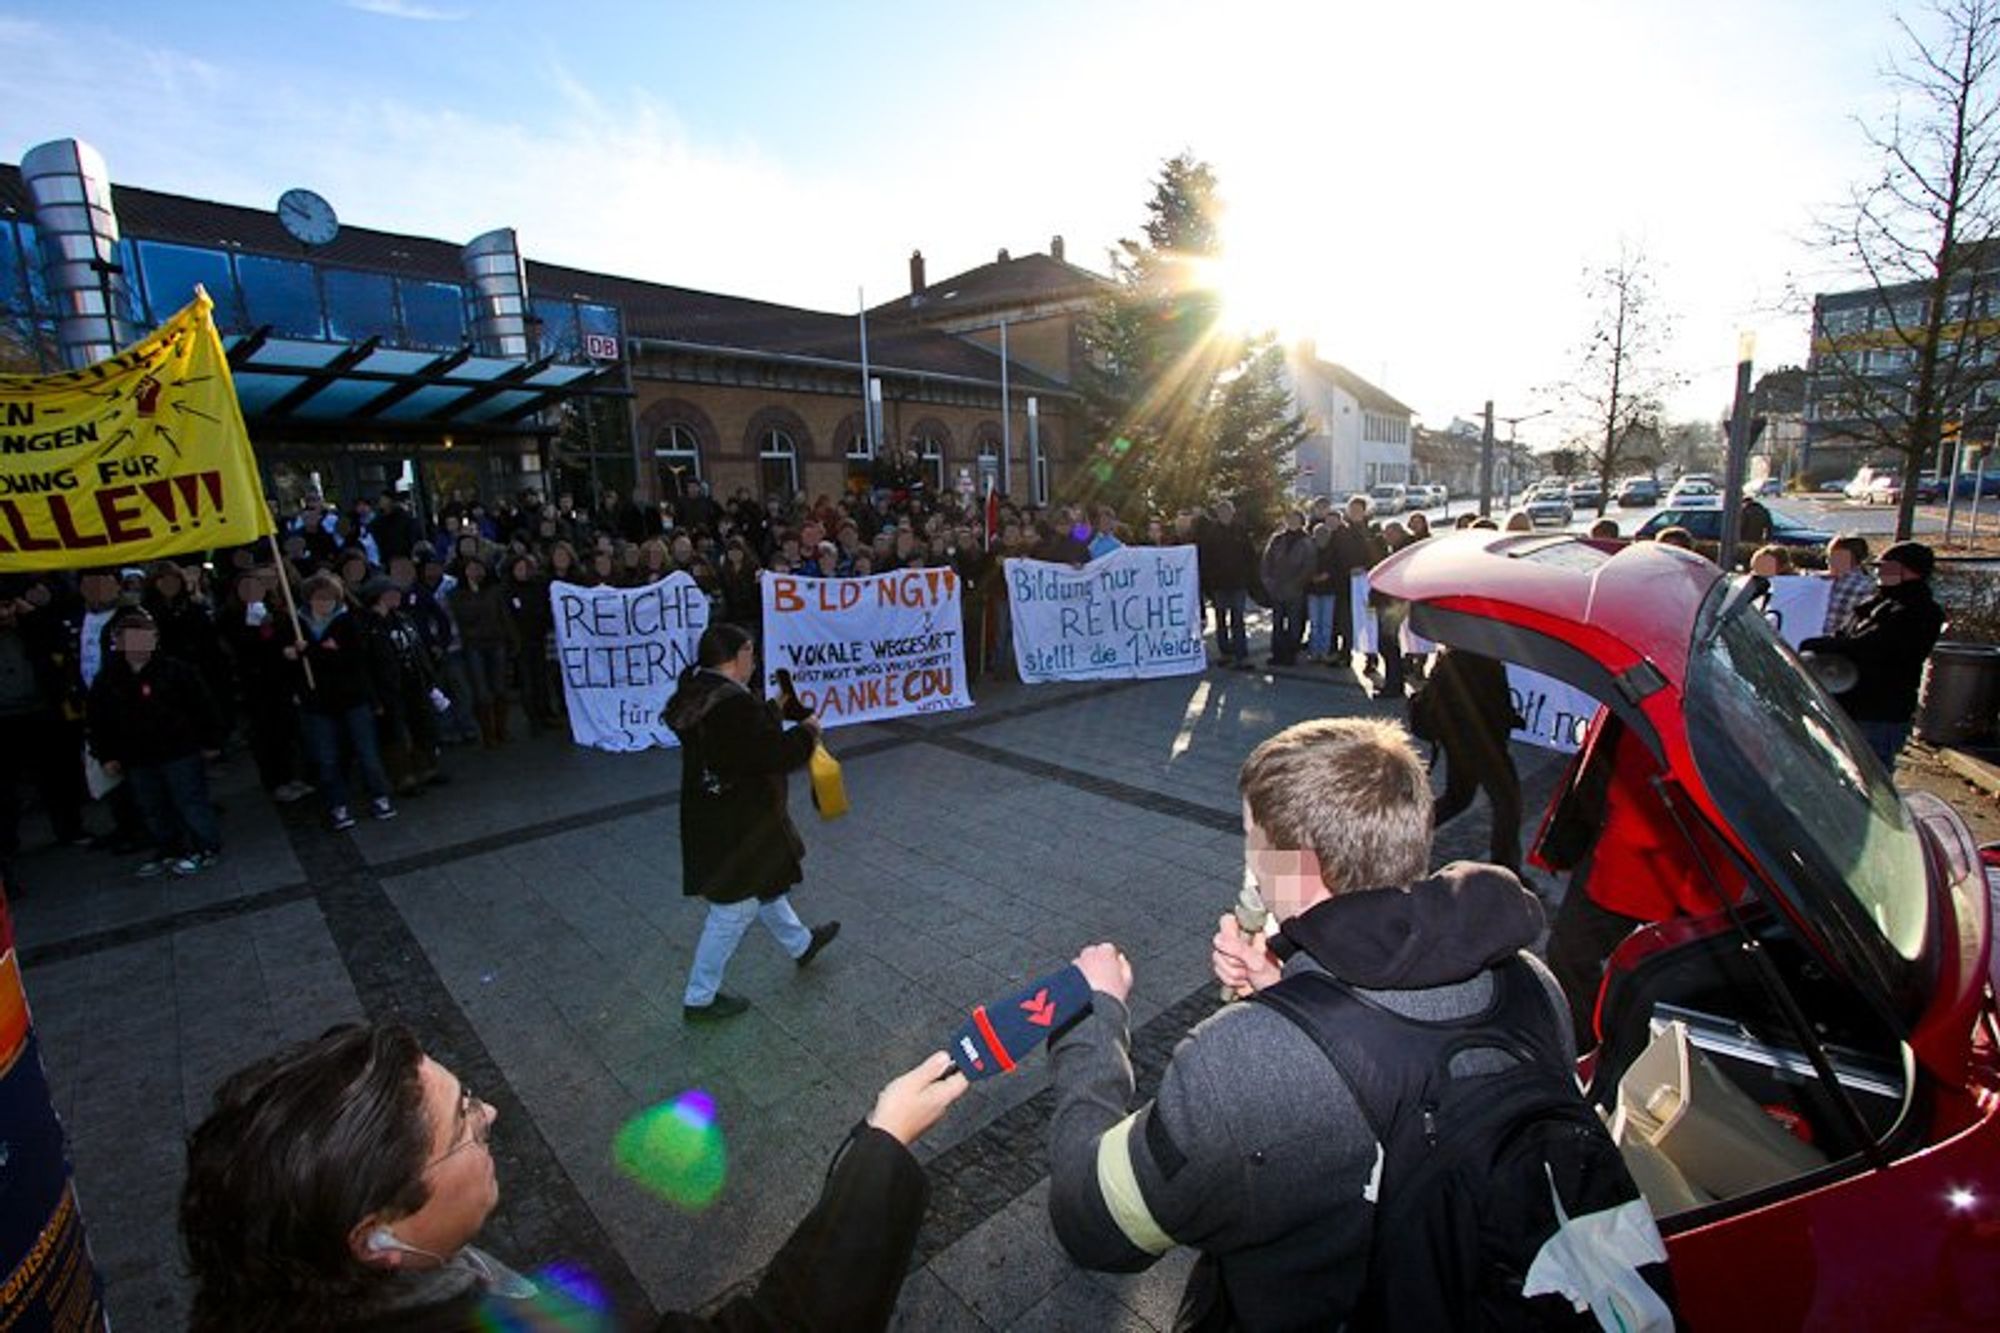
[1372,531,2000,1331]
[1754,477,1784,497]
[1634,506,1834,551]
[1845,466,1902,505]
[1568,478,1605,509]
[1665,478,1722,509]
[1617,477,1661,507]
[1520,490,1574,527]
[1367,483,1408,515]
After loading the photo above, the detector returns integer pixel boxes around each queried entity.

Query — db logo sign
[584,332,620,361]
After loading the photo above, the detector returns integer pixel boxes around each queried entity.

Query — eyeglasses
[427,1083,490,1168]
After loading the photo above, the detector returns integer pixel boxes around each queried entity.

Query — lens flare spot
[613,1089,727,1209]
[472,1262,613,1331]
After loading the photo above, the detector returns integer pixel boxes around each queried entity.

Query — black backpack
[1252,957,1679,1331]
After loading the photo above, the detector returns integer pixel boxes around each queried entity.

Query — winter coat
[87,653,222,767]
[363,609,438,705]
[1328,516,1378,576]
[1194,517,1256,593]
[663,668,816,904]
[503,576,553,642]
[295,607,378,716]
[1799,578,1945,723]
[1047,864,1569,1332]
[1412,648,1519,763]
[450,581,516,652]
[1259,528,1317,604]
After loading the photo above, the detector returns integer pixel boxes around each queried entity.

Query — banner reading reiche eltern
[550,574,708,751]
[761,567,971,727]
[1005,545,1204,682]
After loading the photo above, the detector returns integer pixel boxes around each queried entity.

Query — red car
[1373,531,2000,1329]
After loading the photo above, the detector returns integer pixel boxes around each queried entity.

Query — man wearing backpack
[1046,717,1674,1331]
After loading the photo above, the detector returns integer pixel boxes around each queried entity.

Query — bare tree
[1559,245,1683,510]
[1815,0,2000,537]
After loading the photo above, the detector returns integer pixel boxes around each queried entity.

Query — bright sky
[0,0,1925,449]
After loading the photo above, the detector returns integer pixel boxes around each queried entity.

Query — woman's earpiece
[365,1228,443,1265]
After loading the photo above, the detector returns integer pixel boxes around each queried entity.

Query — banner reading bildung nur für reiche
[0,291,274,571]
[1005,545,1205,682]
[549,575,709,751]
[761,567,972,726]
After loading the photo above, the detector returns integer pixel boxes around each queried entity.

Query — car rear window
[1684,580,1931,1004]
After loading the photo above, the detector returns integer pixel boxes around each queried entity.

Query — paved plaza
[16,659,1570,1330]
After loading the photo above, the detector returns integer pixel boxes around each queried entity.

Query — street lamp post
[1475,407,1552,513]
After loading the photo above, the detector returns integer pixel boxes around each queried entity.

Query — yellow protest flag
[0,291,274,571]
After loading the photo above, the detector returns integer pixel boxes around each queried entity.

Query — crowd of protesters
[0,472,1939,896]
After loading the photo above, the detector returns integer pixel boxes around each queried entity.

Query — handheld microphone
[1218,874,1270,1002]
[948,964,1094,1081]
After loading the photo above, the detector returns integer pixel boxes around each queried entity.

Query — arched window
[654,421,703,492]
[759,428,799,498]
[915,431,946,494]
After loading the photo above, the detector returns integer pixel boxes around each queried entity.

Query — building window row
[1362,412,1408,445]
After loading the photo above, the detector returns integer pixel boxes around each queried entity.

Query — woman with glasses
[181,1022,967,1331]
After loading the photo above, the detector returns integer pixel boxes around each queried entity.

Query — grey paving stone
[928,1184,1074,1330]
[891,1266,995,1332]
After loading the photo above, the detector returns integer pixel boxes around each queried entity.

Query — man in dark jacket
[1195,500,1256,669]
[1415,647,1524,872]
[664,623,839,1022]
[180,1022,968,1332]
[1799,539,1945,768]
[0,582,88,888]
[1327,496,1378,673]
[87,607,225,878]
[1046,718,1573,1330]
[1258,511,1316,666]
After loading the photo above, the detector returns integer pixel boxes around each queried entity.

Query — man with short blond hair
[1047,717,1569,1330]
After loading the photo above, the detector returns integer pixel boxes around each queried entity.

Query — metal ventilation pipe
[21,138,138,369]
[461,228,531,359]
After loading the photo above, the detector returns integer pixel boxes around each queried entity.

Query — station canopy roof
[223,332,619,435]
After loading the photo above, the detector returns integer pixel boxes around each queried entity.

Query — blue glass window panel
[323,268,398,344]
[533,297,581,362]
[0,223,28,316]
[139,241,240,328]
[378,384,471,421]
[355,348,442,376]
[400,279,467,350]
[461,389,541,422]
[238,254,325,339]
[291,378,399,419]
[578,302,620,341]
[114,238,144,327]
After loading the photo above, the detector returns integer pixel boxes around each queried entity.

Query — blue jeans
[129,753,220,856]
[1857,719,1910,771]
[302,705,393,811]
[1307,593,1338,657]
[1212,588,1248,663]
[684,894,813,1006]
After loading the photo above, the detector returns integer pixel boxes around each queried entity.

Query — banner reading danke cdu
[0,291,273,571]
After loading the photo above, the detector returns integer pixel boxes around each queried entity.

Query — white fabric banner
[1005,545,1205,682]
[1350,571,1379,657]
[1506,667,1602,753]
[550,575,709,751]
[761,568,972,727]
[1761,575,1832,648]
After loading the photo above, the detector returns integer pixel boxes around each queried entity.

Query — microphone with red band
[948,964,1094,1081]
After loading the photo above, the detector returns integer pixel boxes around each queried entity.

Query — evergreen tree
[1074,154,1304,523]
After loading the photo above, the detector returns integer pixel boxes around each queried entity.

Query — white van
[1368,483,1408,515]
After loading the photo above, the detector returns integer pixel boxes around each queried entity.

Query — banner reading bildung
[550,575,708,751]
[0,292,273,570]
[761,568,971,727]
[1005,545,1204,682]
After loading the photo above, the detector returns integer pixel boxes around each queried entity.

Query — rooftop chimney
[997,247,1011,263]
[1050,235,1065,263]
[909,249,926,296]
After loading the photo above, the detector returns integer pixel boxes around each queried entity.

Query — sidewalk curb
[1938,745,2000,801]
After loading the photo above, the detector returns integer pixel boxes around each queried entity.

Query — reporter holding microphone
[663,623,840,1022]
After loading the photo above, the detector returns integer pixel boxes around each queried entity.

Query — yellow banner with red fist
[0,291,273,571]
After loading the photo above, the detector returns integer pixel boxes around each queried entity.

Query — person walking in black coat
[663,623,839,1021]
[1799,539,1946,768]
[292,574,398,831]
[86,607,225,878]
[1413,646,1524,872]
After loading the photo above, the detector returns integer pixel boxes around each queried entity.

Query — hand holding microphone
[1214,879,1280,1001]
